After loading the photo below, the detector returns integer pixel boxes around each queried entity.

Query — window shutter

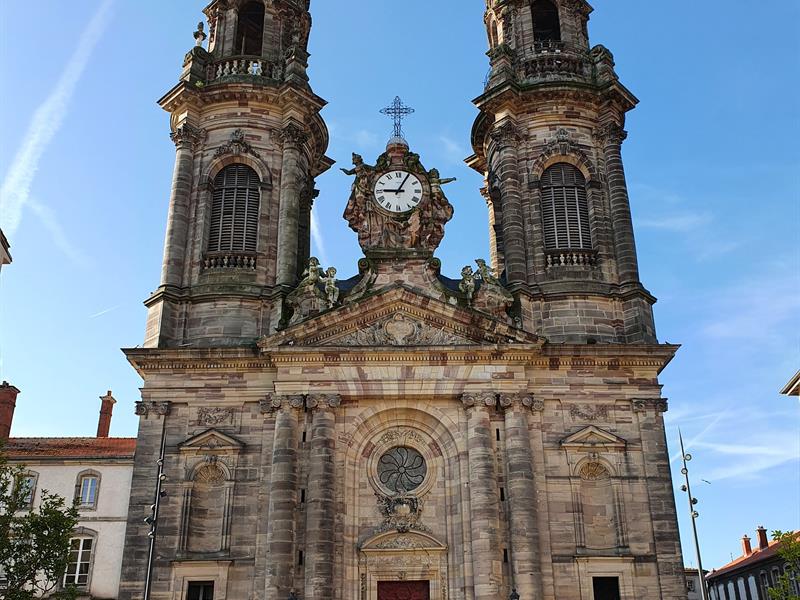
[540,163,592,251]
[208,164,261,254]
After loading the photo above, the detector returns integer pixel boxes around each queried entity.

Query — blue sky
[1,0,798,571]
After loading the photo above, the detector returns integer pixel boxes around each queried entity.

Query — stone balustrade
[545,249,597,268]
[205,55,283,84]
[202,252,257,270]
[518,45,592,83]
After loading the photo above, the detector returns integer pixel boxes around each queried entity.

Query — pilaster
[461,392,503,599]
[499,393,543,600]
[304,394,340,600]
[276,122,310,287]
[263,394,304,600]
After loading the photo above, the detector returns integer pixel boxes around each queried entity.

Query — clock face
[373,170,424,213]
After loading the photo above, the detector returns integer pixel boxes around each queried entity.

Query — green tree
[0,452,79,600]
[768,530,800,600]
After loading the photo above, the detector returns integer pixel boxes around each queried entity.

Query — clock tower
[144,0,332,350]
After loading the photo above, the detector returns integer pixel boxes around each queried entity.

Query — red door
[377,580,430,600]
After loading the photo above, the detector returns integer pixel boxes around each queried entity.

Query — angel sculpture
[459,265,476,305]
[322,267,340,308]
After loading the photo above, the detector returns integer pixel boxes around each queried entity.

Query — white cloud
[439,135,466,164]
[28,199,90,268]
[637,212,713,232]
[701,274,800,342]
[0,0,114,236]
[310,209,331,268]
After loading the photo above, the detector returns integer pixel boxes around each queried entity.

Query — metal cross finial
[380,96,415,139]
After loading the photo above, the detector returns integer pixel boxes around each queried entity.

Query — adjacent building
[780,371,799,397]
[706,527,800,600]
[685,568,708,600]
[0,227,11,274]
[117,1,687,599]
[2,387,135,599]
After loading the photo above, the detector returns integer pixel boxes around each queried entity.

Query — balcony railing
[518,46,591,83]
[205,56,283,84]
[203,252,258,270]
[545,249,598,269]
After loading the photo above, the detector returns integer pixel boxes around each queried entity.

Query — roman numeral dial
[373,170,424,213]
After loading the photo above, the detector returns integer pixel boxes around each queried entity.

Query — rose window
[377,446,427,493]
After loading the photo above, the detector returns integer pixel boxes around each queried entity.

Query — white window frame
[63,533,96,589]
[74,470,101,510]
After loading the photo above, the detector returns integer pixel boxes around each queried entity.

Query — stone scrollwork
[569,404,611,421]
[170,123,207,149]
[593,122,628,146]
[278,122,309,146]
[213,129,261,159]
[259,393,307,414]
[498,393,541,412]
[306,394,342,411]
[331,313,472,347]
[197,407,234,427]
[375,494,428,534]
[461,392,497,411]
[489,120,522,148]
[135,401,172,417]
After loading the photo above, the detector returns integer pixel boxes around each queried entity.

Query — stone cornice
[123,343,678,375]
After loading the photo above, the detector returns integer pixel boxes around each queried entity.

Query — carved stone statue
[322,267,340,308]
[285,257,327,326]
[471,259,513,321]
[194,22,207,47]
[459,266,476,305]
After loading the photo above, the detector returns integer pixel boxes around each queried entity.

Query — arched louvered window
[208,164,261,254]
[236,1,265,55]
[532,0,562,43]
[540,163,592,250]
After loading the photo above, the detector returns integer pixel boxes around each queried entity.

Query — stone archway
[359,531,448,600]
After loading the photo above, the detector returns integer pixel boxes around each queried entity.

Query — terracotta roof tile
[3,437,136,459]
[708,534,799,580]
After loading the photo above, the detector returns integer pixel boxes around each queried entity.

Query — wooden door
[377,580,430,600]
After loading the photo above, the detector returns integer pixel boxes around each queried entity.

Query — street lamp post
[143,424,168,600]
[679,430,709,600]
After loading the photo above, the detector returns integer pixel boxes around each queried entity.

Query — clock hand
[397,173,412,192]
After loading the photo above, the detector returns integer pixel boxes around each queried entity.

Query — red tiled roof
[708,534,799,580]
[3,437,136,460]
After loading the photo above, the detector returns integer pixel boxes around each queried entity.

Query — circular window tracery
[377,446,427,494]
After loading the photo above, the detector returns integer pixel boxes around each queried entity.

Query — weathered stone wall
[118,345,686,600]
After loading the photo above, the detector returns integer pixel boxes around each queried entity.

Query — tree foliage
[768,530,800,600]
[0,452,79,600]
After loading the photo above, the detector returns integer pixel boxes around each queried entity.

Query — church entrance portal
[377,580,430,600]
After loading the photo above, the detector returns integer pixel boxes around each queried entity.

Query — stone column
[276,123,309,287]
[490,120,526,285]
[499,393,543,600]
[462,392,503,599]
[596,123,640,284]
[304,394,340,600]
[264,394,304,599]
[161,124,205,288]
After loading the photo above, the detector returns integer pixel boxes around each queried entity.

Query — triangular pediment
[561,425,627,451]
[179,429,243,454]
[361,530,447,552]
[259,285,540,349]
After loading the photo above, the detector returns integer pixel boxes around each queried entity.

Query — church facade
[119,1,687,599]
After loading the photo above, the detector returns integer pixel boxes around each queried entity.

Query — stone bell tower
[145,0,332,349]
[468,0,655,344]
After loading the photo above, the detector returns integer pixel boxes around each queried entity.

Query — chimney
[0,381,20,441]
[756,526,769,551]
[97,390,116,438]
[741,535,752,556]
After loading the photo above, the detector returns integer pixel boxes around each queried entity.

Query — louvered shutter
[540,163,591,250]
[208,164,261,253]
